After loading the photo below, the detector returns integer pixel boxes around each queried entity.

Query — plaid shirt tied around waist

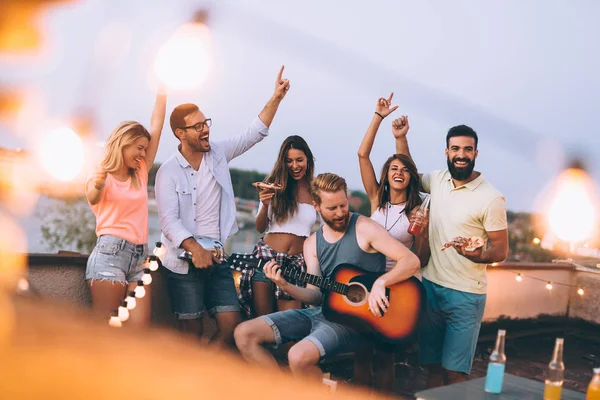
[238,238,306,319]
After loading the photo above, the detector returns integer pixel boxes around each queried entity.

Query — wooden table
[415,373,585,400]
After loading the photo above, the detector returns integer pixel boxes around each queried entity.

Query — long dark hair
[376,154,422,217]
[265,135,315,223]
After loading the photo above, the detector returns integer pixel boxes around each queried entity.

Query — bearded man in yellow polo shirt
[393,119,509,388]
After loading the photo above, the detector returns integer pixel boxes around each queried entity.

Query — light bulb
[577,288,584,296]
[109,311,122,328]
[148,255,159,272]
[126,292,137,310]
[16,278,30,292]
[142,268,152,285]
[134,281,146,298]
[516,273,523,282]
[153,242,166,259]
[118,301,129,322]
[546,282,553,290]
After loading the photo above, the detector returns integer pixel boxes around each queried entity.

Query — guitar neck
[230,254,347,295]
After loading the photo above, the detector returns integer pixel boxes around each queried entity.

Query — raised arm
[263,233,323,306]
[358,93,399,212]
[258,65,290,127]
[220,66,290,162]
[393,116,412,157]
[144,84,167,168]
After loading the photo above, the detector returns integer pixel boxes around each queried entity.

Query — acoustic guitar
[229,253,426,345]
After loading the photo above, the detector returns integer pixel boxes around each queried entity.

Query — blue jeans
[261,306,364,359]
[86,235,148,283]
[165,262,240,319]
[418,278,486,375]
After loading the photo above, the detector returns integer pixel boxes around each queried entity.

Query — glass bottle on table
[408,195,430,236]
[485,329,507,393]
[586,364,600,400]
[544,338,565,400]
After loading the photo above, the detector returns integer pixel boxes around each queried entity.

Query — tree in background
[37,197,96,253]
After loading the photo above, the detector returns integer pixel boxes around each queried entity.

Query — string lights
[108,242,164,328]
[508,270,586,297]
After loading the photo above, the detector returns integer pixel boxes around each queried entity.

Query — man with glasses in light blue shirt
[155,66,290,348]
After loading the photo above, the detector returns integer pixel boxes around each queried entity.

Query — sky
[1,0,599,212]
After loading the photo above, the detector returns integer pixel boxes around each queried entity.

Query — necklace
[384,202,405,232]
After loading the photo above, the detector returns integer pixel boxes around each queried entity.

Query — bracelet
[375,112,384,120]
[94,184,104,190]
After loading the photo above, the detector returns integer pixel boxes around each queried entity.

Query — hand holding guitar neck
[262,259,289,289]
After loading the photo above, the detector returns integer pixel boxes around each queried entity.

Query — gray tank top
[316,213,386,278]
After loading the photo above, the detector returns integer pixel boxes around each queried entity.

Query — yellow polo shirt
[422,169,507,294]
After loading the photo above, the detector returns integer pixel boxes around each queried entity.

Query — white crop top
[257,202,319,238]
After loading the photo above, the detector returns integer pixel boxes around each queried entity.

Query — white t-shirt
[195,158,221,240]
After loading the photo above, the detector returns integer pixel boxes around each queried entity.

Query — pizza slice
[252,182,283,191]
[441,236,485,252]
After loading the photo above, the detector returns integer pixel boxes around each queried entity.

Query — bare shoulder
[356,214,384,233]
[304,232,317,252]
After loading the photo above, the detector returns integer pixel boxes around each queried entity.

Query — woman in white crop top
[238,135,317,319]
[354,94,431,393]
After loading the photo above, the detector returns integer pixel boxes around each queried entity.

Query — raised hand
[375,92,399,119]
[93,167,108,190]
[392,115,409,138]
[273,65,290,100]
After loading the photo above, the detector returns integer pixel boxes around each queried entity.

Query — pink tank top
[88,160,148,245]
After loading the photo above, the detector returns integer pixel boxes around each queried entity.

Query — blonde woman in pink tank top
[85,86,166,327]
[354,93,431,394]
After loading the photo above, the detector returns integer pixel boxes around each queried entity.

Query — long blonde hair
[100,121,150,189]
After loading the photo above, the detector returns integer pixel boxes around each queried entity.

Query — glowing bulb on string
[148,255,159,272]
[108,310,122,328]
[153,242,166,259]
[16,278,30,292]
[546,282,553,290]
[577,288,584,296]
[516,273,523,282]
[118,301,129,322]
[142,268,152,285]
[154,23,212,91]
[134,281,146,298]
[126,291,137,310]
[545,167,598,244]
[532,238,541,245]
[39,127,85,181]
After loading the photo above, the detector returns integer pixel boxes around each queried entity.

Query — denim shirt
[155,117,269,274]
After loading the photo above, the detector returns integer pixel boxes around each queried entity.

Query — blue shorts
[418,278,486,375]
[86,235,148,283]
[165,262,241,320]
[261,306,364,359]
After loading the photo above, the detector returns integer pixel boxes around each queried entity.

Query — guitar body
[322,264,426,345]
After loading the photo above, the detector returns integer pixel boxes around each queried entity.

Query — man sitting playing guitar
[234,173,420,380]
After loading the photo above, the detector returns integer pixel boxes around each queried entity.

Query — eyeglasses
[180,118,212,132]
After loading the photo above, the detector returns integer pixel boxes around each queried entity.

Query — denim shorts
[86,235,148,283]
[418,278,486,375]
[261,306,364,359]
[164,262,241,320]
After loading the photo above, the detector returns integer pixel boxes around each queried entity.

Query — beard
[322,212,350,232]
[447,156,475,181]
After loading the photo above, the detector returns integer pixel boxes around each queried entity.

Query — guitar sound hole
[345,284,366,304]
